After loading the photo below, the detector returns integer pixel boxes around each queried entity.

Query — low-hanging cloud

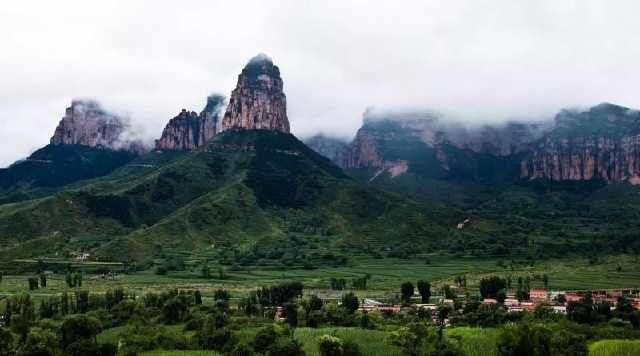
[1,0,640,167]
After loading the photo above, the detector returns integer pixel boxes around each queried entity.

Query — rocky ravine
[221,53,290,133]
[51,99,145,153]
[155,94,225,150]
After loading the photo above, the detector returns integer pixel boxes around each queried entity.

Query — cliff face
[155,95,225,150]
[51,100,143,152]
[340,103,640,185]
[342,110,546,180]
[520,104,640,184]
[221,54,289,133]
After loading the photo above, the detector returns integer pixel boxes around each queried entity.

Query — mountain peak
[155,94,225,151]
[221,54,289,133]
[50,99,144,153]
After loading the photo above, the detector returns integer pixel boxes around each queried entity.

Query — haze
[1,0,639,167]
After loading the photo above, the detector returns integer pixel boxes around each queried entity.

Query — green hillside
[0,130,455,264]
[0,144,137,204]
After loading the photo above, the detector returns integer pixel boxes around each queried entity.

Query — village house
[529,288,548,301]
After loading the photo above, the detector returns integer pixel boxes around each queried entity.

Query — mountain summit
[221,54,290,133]
[51,99,144,153]
[155,94,226,150]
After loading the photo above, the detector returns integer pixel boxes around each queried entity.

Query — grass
[294,327,401,356]
[1,255,638,300]
[447,327,500,356]
[589,340,640,356]
[141,352,221,356]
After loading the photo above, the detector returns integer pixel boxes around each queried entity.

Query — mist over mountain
[3,1,640,167]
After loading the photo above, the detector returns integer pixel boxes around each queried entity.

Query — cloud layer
[1,0,639,166]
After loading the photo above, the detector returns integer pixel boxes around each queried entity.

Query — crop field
[293,327,401,356]
[447,327,500,356]
[1,255,638,300]
[589,340,640,356]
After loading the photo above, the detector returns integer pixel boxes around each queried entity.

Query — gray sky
[1,0,640,167]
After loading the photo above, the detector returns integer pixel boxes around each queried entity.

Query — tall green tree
[417,280,431,303]
[400,282,415,304]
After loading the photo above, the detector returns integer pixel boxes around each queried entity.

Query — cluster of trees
[26,273,48,290]
[330,274,371,291]
[65,272,83,288]
[399,280,432,304]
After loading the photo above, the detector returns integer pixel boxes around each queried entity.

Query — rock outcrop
[520,103,640,184]
[221,54,289,133]
[343,109,547,173]
[51,100,144,152]
[341,103,640,185]
[155,94,225,150]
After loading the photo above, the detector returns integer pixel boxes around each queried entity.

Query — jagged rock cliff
[221,54,289,133]
[155,95,225,150]
[342,109,547,176]
[521,103,640,184]
[339,103,640,185]
[51,99,144,153]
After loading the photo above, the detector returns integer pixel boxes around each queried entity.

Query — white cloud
[1,0,639,166]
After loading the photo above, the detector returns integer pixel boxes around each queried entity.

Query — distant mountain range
[305,103,640,185]
[1,54,639,266]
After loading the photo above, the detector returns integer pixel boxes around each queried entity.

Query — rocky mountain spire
[221,54,290,133]
[155,94,225,150]
[50,99,144,153]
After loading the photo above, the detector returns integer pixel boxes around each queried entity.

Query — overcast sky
[1,1,639,167]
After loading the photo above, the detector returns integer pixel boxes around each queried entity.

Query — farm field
[1,255,638,300]
[589,340,640,356]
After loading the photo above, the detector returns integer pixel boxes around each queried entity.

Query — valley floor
[1,255,638,300]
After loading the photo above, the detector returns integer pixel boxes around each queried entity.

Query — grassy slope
[0,130,454,263]
[589,340,640,356]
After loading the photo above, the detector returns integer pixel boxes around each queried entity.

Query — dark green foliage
[75,291,89,314]
[196,314,235,351]
[479,277,507,299]
[330,278,347,290]
[266,337,305,356]
[567,293,611,325]
[308,295,324,312]
[161,296,190,324]
[0,144,137,204]
[256,281,303,306]
[252,325,280,354]
[284,303,299,327]
[401,282,415,303]
[17,328,60,356]
[60,314,102,348]
[351,274,370,290]
[417,280,431,303]
[0,327,14,356]
[318,334,362,356]
[341,293,360,314]
[497,322,587,356]
[27,277,38,291]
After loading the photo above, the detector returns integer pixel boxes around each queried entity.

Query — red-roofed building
[530,289,548,301]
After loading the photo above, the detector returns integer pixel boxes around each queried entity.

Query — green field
[589,340,640,356]
[122,327,502,356]
[447,327,500,356]
[294,327,401,356]
[1,255,638,301]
